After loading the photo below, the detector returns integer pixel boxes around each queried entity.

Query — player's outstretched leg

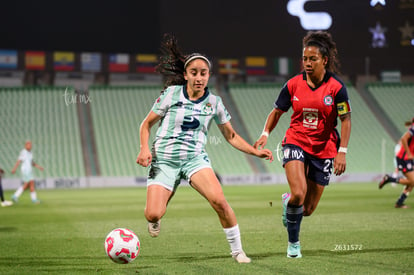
[379,174,397,189]
[190,168,251,263]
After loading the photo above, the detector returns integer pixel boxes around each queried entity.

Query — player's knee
[289,190,306,205]
[210,198,230,214]
[144,208,163,223]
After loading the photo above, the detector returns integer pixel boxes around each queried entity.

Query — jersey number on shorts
[323,159,333,174]
[181,116,200,131]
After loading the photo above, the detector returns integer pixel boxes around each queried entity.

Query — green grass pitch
[0,182,413,274]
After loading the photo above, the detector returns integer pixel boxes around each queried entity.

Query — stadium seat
[0,87,85,178]
[367,83,414,135]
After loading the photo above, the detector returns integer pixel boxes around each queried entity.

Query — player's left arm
[218,122,273,162]
[32,161,44,171]
[400,131,413,159]
[333,83,352,176]
[334,111,351,176]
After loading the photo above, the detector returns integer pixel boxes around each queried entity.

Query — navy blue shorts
[282,144,333,186]
[396,157,414,173]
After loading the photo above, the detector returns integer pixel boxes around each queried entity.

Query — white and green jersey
[151,85,231,160]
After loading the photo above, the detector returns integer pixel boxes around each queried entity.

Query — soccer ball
[104,228,140,264]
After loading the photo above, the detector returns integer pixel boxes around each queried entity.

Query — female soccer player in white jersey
[11,140,44,204]
[136,34,273,263]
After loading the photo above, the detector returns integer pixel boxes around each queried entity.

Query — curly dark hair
[303,31,340,73]
[155,33,186,87]
[156,33,211,88]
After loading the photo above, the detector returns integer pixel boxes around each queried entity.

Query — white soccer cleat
[11,195,18,203]
[148,220,161,237]
[232,251,251,263]
[287,242,302,258]
[1,200,13,207]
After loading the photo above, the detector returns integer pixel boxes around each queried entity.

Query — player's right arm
[218,122,273,162]
[11,160,21,174]
[254,82,290,150]
[254,108,284,150]
[137,111,162,167]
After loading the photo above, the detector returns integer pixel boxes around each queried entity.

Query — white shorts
[147,153,212,192]
[21,170,34,183]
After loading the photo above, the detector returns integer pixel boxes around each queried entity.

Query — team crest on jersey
[203,103,213,115]
[323,95,333,106]
[303,108,318,129]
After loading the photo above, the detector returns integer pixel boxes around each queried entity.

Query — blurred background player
[254,31,351,258]
[0,167,13,207]
[11,140,44,204]
[379,118,414,208]
[391,120,412,180]
[136,34,273,263]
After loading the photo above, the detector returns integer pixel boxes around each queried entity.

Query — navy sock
[286,203,303,243]
[0,179,4,201]
[396,193,408,206]
[389,176,398,183]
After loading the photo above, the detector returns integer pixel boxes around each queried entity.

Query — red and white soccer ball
[104,228,140,264]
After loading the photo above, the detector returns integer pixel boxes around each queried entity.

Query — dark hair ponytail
[156,33,187,88]
[156,34,212,88]
[303,31,340,73]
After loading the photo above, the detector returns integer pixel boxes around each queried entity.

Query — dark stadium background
[0,0,412,185]
[1,0,413,77]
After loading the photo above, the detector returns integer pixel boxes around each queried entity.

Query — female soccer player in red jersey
[254,31,352,258]
[379,118,414,208]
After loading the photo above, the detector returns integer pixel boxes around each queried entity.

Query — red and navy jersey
[275,71,351,158]
[396,125,414,160]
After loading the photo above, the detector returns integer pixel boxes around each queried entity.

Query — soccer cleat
[32,199,41,204]
[379,174,391,189]
[282,192,291,228]
[148,220,161,237]
[232,251,251,263]
[395,204,409,209]
[1,200,13,207]
[287,242,302,258]
[11,195,18,203]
